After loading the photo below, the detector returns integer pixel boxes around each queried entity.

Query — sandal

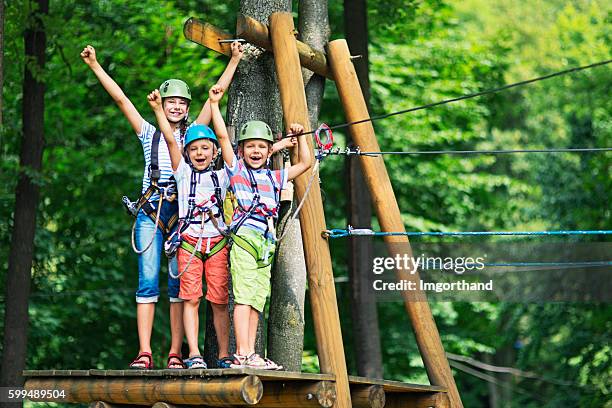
[218,356,234,369]
[129,352,153,370]
[184,355,207,369]
[229,354,247,369]
[263,357,284,371]
[244,353,269,370]
[167,353,185,369]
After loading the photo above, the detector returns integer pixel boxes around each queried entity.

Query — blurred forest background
[0,0,610,407]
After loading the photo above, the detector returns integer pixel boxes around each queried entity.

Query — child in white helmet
[81,42,243,369]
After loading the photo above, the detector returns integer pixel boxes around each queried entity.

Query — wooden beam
[90,402,142,408]
[327,39,464,408]
[259,380,336,407]
[236,14,332,79]
[385,392,451,408]
[25,376,263,406]
[269,11,352,408]
[183,17,234,57]
[350,385,385,408]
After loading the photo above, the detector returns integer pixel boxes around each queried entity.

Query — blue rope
[323,227,612,239]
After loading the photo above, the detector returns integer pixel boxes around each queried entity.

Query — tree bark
[344,0,383,379]
[0,0,4,126]
[0,0,48,400]
[203,0,292,366]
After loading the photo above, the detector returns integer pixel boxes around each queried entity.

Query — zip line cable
[323,146,612,157]
[289,58,612,138]
[323,227,612,239]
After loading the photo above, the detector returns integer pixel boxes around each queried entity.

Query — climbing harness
[126,130,179,253]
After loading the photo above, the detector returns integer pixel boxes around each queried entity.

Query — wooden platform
[24,369,449,407]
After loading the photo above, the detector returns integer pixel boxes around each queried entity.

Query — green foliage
[1,1,610,407]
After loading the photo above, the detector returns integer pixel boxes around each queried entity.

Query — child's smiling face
[163,97,189,124]
[240,139,272,170]
[186,139,216,171]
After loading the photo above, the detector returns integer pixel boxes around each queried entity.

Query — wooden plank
[349,376,447,393]
[236,14,331,79]
[269,11,352,408]
[327,39,463,408]
[37,368,333,381]
[183,17,234,57]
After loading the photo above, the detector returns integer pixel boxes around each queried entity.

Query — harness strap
[180,236,228,261]
[149,130,162,182]
[230,232,273,268]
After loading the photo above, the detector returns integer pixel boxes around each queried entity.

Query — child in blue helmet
[148,87,232,369]
[81,42,243,369]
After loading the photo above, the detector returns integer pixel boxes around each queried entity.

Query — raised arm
[81,45,143,135]
[272,136,297,154]
[208,85,235,167]
[195,41,244,125]
[286,123,312,181]
[148,90,182,172]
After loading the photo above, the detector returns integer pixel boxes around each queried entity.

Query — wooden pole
[269,12,352,408]
[259,381,336,407]
[385,392,451,408]
[350,385,385,408]
[183,17,235,57]
[327,39,463,408]
[236,14,331,79]
[25,376,263,406]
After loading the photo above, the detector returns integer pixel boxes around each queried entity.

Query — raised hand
[209,84,225,104]
[80,45,98,66]
[147,89,163,111]
[231,41,244,60]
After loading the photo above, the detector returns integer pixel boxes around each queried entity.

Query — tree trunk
[0,0,4,126]
[344,0,383,379]
[203,0,293,366]
[0,0,48,402]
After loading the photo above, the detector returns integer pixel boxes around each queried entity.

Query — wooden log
[90,402,143,408]
[183,17,234,57]
[350,385,385,408]
[385,392,450,408]
[326,39,464,408]
[258,380,336,407]
[269,11,352,408]
[236,14,331,79]
[25,376,263,406]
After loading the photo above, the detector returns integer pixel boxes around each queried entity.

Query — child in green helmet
[81,42,243,369]
[212,86,312,369]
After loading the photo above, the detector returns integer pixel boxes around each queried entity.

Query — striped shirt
[225,157,288,238]
[175,158,229,238]
[138,120,188,200]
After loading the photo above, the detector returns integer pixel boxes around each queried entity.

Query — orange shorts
[178,234,229,304]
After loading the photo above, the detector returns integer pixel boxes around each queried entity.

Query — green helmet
[238,120,274,143]
[159,79,191,101]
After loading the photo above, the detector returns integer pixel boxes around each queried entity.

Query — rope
[322,146,612,157]
[131,194,163,254]
[322,226,612,239]
[287,59,612,138]
[276,160,321,242]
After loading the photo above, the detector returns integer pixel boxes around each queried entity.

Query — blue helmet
[183,124,218,149]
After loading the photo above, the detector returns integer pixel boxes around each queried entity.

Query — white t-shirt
[174,158,229,238]
[138,119,184,198]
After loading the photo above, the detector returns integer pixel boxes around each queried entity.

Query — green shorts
[230,228,276,312]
